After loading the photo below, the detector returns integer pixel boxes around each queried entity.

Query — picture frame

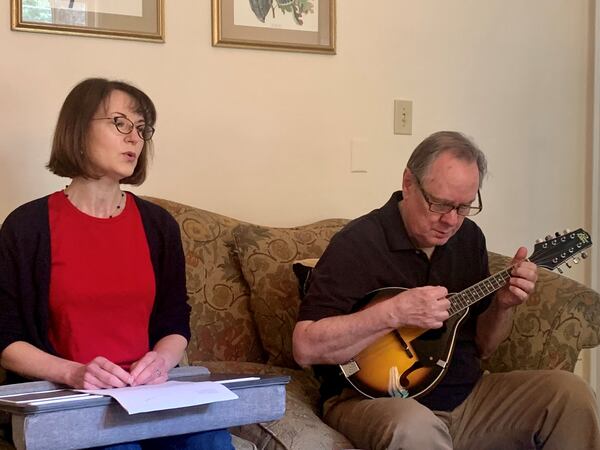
[11,0,164,43]
[212,0,335,54]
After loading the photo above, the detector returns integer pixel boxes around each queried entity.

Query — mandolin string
[448,267,513,317]
[352,233,589,389]
[364,232,586,349]
[447,231,584,318]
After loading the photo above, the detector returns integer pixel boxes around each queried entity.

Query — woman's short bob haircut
[47,78,156,186]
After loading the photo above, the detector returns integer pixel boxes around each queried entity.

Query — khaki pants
[323,370,600,450]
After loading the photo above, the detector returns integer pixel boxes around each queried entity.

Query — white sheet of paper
[77,381,238,415]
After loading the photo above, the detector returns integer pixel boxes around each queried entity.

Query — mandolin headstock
[530,228,592,273]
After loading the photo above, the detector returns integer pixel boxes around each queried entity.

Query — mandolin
[339,229,592,399]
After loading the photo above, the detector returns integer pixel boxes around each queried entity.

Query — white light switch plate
[394,100,412,135]
[351,138,368,173]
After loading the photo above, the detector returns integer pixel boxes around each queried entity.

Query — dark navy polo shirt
[298,191,491,411]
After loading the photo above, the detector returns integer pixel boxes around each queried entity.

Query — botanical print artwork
[20,0,83,25]
[21,0,143,25]
[50,0,143,16]
[14,0,164,41]
[235,0,319,32]
[249,0,314,25]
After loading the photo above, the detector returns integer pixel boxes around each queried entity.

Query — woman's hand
[69,356,132,389]
[129,351,168,386]
[127,334,188,386]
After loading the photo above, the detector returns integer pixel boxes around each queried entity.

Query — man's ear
[402,168,413,191]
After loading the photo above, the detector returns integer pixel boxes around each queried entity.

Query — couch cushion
[233,220,348,368]
[144,197,265,363]
[194,361,354,450]
[232,434,258,450]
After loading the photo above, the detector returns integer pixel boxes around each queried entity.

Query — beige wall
[0,1,593,281]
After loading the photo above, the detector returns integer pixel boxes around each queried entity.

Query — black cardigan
[0,194,191,383]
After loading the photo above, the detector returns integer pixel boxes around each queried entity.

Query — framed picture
[212,0,335,54]
[11,0,164,43]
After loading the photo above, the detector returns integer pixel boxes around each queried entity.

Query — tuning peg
[545,235,553,241]
[555,232,561,237]
[573,258,580,264]
[536,238,545,244]
[557,267,564,274]
[563,228,571,234]
[565,262,572,269]
[582,252,588,259]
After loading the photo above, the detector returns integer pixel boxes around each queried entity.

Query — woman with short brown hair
[0,78,233,450]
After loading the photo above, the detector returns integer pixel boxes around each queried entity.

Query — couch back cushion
[233,219,348,368]
[144,197,265,364]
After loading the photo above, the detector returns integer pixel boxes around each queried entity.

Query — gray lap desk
[0,366,289,450]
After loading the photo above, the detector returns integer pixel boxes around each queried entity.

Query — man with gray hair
[293,131,600,449]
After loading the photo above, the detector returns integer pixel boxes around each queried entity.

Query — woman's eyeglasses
[93,116,155,141]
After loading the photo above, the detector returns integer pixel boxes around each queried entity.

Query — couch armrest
[484,252,600,373]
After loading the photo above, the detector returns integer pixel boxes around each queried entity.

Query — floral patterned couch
[2,197,600,450]
[147,197,600,450]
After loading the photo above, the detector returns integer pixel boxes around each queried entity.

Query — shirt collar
[377,191,414,251]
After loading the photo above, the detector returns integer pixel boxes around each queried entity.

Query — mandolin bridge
[340,360,360,377]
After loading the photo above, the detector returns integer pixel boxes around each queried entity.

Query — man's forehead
[421,174,479,204]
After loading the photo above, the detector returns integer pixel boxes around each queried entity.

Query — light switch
[351,138,368,173]
[394,100,412,135]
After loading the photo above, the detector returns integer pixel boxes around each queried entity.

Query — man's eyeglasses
[414,176,482,217]
[93,116,155,141]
